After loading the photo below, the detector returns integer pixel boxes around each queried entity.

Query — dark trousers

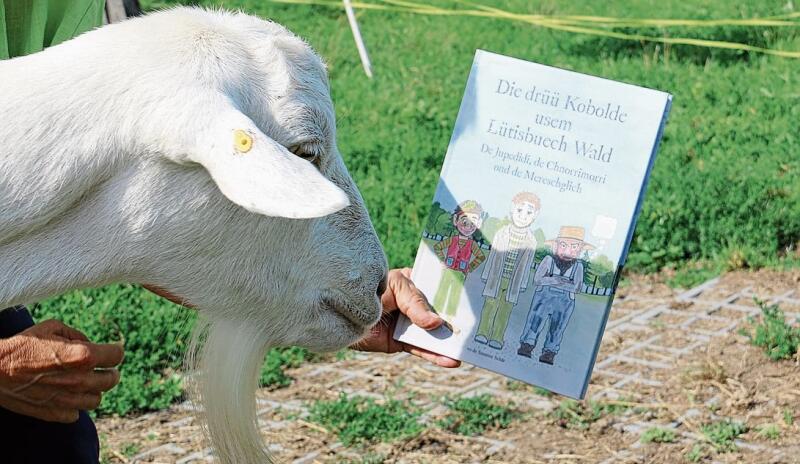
[0,306,100,464]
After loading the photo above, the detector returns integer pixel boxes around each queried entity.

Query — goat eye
[289,144,320,163]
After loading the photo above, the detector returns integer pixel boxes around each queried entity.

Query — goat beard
[186,317,273,464]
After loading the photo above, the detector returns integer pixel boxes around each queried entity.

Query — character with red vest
[432,200,486,323]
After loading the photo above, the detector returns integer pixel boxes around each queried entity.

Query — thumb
[54,324,91,343]
[30,320,90,342]
[383,268,442,331]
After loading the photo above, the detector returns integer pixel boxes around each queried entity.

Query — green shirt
[501,226,528,278]
[0,0,104,59]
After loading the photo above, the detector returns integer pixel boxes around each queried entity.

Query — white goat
[0,7,388,463]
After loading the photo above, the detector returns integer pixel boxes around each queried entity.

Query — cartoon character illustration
[517,226,595,365]
[475,192,540,349]
[431,200,486,323]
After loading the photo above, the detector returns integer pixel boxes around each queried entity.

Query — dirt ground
[97,269,800,463]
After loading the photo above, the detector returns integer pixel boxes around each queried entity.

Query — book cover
[393,50,672,399]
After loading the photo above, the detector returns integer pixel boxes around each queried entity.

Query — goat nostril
[376,275,388,297]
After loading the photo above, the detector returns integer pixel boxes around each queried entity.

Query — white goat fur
[0,7,387,463]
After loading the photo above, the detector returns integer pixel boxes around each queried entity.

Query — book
[393,50,672,399]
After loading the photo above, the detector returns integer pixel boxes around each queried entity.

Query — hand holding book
[351,268,461,368]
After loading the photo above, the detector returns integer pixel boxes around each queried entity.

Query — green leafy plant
[686,443,708,462]
[552,399,630,429]
[701,419,748,452]
[504,380,528,391]
[307,393,423,445]
[437,394,521,436]
[757,423,780,440]
[121,443,140,458]
[745,298,800,361]
[640,426,678,444]
[259,346,316,388]
[667,264,721,289]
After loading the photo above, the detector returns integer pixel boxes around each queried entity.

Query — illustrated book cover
[393,50,672,399]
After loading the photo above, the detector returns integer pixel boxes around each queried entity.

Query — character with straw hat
[517,225,594,365]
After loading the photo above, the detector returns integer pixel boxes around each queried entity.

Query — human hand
[351,268,461,368]
[0,319,124,423]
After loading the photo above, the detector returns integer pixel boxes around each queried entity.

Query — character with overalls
[432,200,486,324]
[518,226,594,365]
[475,192,540,349]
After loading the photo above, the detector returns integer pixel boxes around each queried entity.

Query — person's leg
[0,306,100,464]
[443,271,466,318]
[520,291,546,345]
[485,279,511,348]
[517,291,546,357]
[476,294,500,341]
[1,407,100,464]
[0,305,31,337]
[544,297,575,355]
[432,268,455,315]
[489,286,515,346]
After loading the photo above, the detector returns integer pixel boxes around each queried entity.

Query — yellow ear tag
[233,130,253,153]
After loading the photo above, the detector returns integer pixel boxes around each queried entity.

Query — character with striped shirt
[476,192,540,350]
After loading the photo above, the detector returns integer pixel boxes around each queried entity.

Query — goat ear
[186,108,350,219]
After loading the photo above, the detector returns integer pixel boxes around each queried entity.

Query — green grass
[551,398,630,429]
[666,264,720,289]
[744,298,800,361]
[756,423,781,440]
[121,443,140,458]
[259,346,317,388]
[640,426,678,444]
[686,443,707,462]
[306,393,424,445]
[437,394,521,436]
[139,0,800,276]
[686,419,749,460]
[30,0,800,416]
[701,419,748,452]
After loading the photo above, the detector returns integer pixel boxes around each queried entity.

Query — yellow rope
[453,0,800,27]
[452,0,800,58]
[268,0,800,58]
